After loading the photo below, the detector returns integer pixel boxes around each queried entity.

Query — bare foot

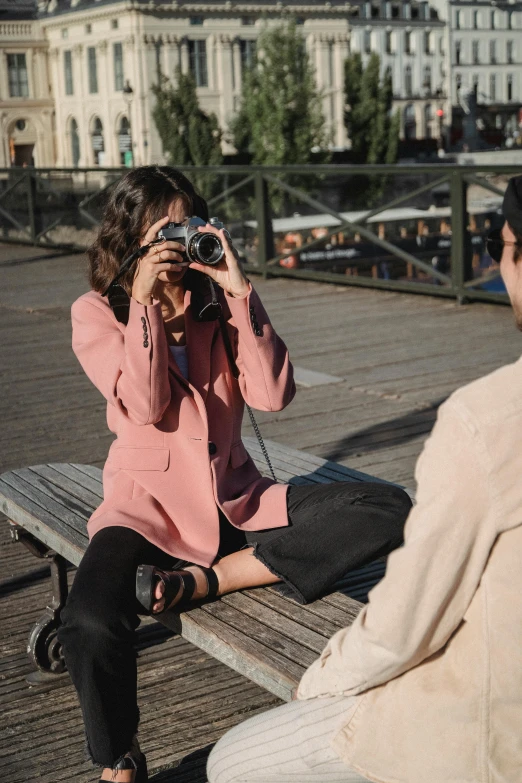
[100,768,135,782]
[152,566,209,613]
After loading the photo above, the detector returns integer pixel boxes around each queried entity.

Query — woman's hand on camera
[189,224,250,299]
[131,215,188,305]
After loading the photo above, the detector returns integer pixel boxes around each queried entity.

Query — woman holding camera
[58,166,411,783]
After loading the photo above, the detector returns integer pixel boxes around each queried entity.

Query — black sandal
[99,752,148,783]
[136,564,219,614]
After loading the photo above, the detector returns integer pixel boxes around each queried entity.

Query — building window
[456,73,462,95]
[385,30,392,54]
[7,53,29,98]
[87,47,98,94]
[472,40,479,64]
[113,43,124,91]
[473,10,479,29]
[118,116,132,166]
[424,104,433,138]
[64,50,73,96]
[62,28,68,39]
[472,74,479,93]
[111,19,118,30]
[404,30,411,54]
[507,74,513,101]
[490,74,496,101]
[364,29,371,53]
[424,31,431,55]
[423,65,432,93]
[241,16,255,25]
[70,118,80,167]
[404,103,416,139]
[188,40,208,87]
[240,39,256,72]
[507,11,513,30]
[190,16,204,25]
[490,40,496,64]
[405,65,412,97]
[455,9,461,29]
[507,40,514,64]
[455,40,461,65]
[439,36,444,56]
[491,10,495,30]
[91,117,104,165]
[85,23,92,34]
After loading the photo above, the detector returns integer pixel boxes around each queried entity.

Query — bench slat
[30,464,103,508]
[0,476,85,564]
[37,463,104,501]
[242,587,350,636]
[163,607,304,701]
[199,598,318,669]
[244,436,391,485]
[221,591,332,653]
[10,468,92,537]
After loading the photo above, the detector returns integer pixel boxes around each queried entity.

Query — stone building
[349,1,450,144]
[431,0,522,146]
[0,0,456,168]
[38,0,352,167]
[0,0,54,167]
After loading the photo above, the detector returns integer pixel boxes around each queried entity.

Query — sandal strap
[200,566,219,600]
[157,569,196,611]
[177,570,197,602]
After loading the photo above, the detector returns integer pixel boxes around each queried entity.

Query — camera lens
[190,233,224,265]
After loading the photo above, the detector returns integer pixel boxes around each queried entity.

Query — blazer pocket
[229,441,250,469]
[108,446,170,471]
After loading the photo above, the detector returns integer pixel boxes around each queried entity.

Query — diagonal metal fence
[0,164,519,304]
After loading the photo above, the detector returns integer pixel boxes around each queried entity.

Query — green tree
[230,21,330,166]
[152,69,223,168]
[344,53,400,164]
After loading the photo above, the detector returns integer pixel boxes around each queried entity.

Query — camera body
[158,216,227,266]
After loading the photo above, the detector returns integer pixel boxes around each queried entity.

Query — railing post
[450,170,471,304]
[26,171,37,245]
[254,171,274,279]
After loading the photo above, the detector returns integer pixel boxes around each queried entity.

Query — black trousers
[58,481,411,767]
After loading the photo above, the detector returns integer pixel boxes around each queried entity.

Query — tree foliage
[344,52,400,164]
[230,21,331,165]
[152,69,223,167]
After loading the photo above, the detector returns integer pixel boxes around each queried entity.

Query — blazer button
[255,328,262,336]
[143,340,149,348]
[208,442,217,455]
[249,306,255,314]
[141,317,146,324]
[142,323,148,332]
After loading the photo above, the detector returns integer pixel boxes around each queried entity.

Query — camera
[158,216,228,266]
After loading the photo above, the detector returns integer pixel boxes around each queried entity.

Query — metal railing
[0,164,520,304]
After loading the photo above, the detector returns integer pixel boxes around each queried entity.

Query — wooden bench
[0,437,401,701]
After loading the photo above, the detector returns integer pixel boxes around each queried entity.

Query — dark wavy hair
[88,166,209,294]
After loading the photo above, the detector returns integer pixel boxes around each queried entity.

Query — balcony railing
[0,163,519,305]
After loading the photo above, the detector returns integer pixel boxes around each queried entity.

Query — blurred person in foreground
[207,175,522,783]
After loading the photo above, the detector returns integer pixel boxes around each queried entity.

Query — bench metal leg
[10,523,69,683]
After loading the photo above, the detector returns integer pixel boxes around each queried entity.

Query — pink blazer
[71,284,295,565]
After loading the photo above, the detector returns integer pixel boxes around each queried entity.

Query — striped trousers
[207,696,369,783]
